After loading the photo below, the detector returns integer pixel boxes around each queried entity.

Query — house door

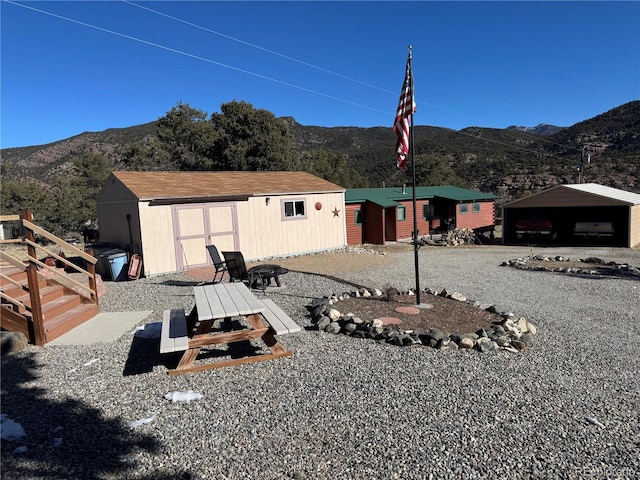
[384,208,397,242]
[173,203,239,271]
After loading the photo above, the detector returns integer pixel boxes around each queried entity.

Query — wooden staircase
[1,212,100,345]
[1,265,99,344]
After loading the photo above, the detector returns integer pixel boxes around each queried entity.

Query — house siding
[456,201,495,229]
[235,193,346,260]
[96,200,139,247]
[346,204,364,245]
[139,203,176,276]
[364,204,385,245]
[394,200,431,241]
[630,205,640,247]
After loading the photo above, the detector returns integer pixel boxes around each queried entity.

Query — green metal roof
[345,186,496,207]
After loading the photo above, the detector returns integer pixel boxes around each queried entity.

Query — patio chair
[221,251,252,285]
[206,245,228,283]
[221,251,288,292]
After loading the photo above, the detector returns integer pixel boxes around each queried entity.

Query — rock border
[501,255,640,278]
[306,287,537,353]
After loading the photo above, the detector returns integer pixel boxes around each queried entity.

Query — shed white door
[173,203,238,271]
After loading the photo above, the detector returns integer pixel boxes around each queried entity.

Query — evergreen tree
[210,100,297,171]
[53,152,113,231]
[0,181,58,233]
[414,153,468,187]
[299,148,368,188]
[156,102,217,170]
[121,136,171,171]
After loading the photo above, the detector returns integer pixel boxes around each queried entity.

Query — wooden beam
[0,251,27,271]
[23,239,94,277]
[0,272,27,291]
[0,292,27,311]
[168,350,292,375]
[22,220,97,264]
[26,264,45,345]
[29,257,95,300]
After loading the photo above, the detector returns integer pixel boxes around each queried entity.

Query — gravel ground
[2,245,639,479]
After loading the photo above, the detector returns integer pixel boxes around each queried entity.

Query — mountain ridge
[2,101,638,201]
[506,124,565,135]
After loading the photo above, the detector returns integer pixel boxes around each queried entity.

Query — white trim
[564,183,640,205]
[502,183,640,208]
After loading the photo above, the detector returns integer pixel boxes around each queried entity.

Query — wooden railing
[0,211,99,345]
[0,214,23,244]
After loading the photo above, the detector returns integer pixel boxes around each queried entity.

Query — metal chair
[221,251,288,292]
[206,245,228,283]
[220,251,251,285]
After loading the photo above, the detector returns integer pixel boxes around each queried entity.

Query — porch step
[41,293,82,321]
[1,263,100,345]
[5,283,63,306]
[0,306,32,339]
[43,303,100,343]
[0,266,27,286]
[0,218,101,345]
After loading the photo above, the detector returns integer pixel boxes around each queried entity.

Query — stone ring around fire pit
[306,287,537,353]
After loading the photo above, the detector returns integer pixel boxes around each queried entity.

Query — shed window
[460,203,469,214]
[283,200,306,219]
[397,206,406,221]
[423,204,434,219]
[355,209,364,226]
[472,202,480,213]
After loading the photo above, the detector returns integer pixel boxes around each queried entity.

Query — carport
[502,183,640,247]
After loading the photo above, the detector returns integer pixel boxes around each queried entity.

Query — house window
[472,202,480,213]
[397,206,406,221]
[459,203,469,214]
[422,204,434,219]
[283,199,306,219]
[354,209,364,226]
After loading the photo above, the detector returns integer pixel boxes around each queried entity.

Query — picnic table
[160,282,293,375]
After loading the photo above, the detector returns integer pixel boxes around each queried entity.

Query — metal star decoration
[332,207,340,217]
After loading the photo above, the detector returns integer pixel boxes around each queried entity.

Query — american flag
[393,53,416,170]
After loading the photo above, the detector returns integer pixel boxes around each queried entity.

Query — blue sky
[2,1,639,148]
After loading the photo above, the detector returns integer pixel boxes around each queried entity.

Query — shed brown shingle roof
[112,171,345,200]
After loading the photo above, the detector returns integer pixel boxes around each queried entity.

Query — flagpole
[408,46,420,305]
[394,45,420,304]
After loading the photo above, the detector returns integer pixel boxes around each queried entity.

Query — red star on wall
[332,207,340,217]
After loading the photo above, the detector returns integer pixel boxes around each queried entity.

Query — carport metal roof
[502,183,640,208]
[564,183,640,205]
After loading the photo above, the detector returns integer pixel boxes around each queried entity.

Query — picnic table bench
[260,298,301,335]
[159,283,299,375]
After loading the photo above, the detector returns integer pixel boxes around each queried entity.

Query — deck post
[87,261,99,306]
[25,263,46,345]
[22,210,46,345]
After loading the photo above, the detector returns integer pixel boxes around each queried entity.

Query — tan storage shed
[97,171,346,277]
[502,183,640,247]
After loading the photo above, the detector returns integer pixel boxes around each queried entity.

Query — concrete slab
[48,311,153,346]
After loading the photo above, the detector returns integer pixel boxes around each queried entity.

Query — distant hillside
[2,101,639,205]
[1,122,158,184]
[286,101,639,199]
[506,124,565,136]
